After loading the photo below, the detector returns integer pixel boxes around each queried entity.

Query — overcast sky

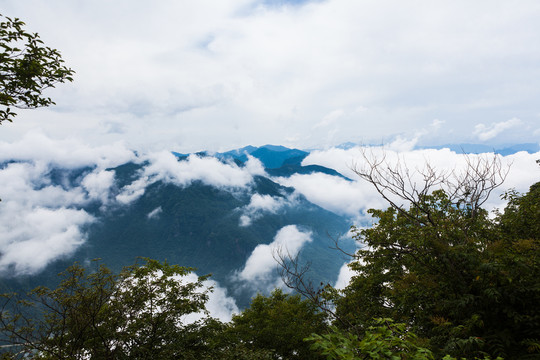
[1,0,539,152]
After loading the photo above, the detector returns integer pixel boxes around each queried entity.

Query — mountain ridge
[0,153,355,308]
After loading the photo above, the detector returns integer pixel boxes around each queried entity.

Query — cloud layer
[180,272,240,323]
[0,134,268,275]
[2,1,540,150]
[0,134,538,294]
[237,225,313,286]
[474,118,523,141]
[277,146,540,223]
[0,131,134,274]
[0,161,94,274]
[116,152,265,204]
[238,193,293,226]
[2,133,538,276]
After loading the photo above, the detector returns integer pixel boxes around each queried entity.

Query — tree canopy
[277,152,539,359]
[0,260,329,360]
[0,14,74,124]
[230,288,328,360]
[0,259,214,359]
[329,154,540,359]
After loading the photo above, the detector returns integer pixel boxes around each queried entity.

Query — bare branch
[273,246,354,330]
[352,147,510,224]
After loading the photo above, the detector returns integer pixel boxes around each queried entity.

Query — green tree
[309,318,435,360]
[1,14,74,124]
[195,318,275,360]
[0,259,216,359]
[308,318,499,360]
[497,182,540,241]
[230,288,328,360]
[331,153,540,358]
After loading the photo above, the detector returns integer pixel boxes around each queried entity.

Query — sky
[1,0,540,152]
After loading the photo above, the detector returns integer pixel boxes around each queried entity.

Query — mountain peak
[260,144,296,152]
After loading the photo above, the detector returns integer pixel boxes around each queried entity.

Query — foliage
[0,258,217,359]
[334,183,540,359]
[497,182,540,241]
[308,318,435,360]
[195,318,276,360]
[0,14,74,124]
[230,288,328,359]
[308,319,501,360]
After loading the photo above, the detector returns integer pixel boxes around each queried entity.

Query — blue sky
[1,0,540,152]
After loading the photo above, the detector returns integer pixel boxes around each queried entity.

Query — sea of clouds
[1,132,538,320]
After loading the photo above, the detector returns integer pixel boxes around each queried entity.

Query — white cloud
[0,206,93,274]
[0,132,135,169]
[334,240,367,290]
[237,225,312,284]
[116,177,148,204]
[237,193,291,227]
[484,150,540,212]
[181,273,240,323]
[0,135,269,278]
[82,170,115,203]
[147,207,163,219]
[333,228,359,290]
[247,193,284,212]
[199,277,240,322]
[334,262,354,290]
[275,172,384,219]
[0,162,87,208]
[243,155,267,176]
[239,214,253,227]
[0,135,135,275]
[474,118,523,141]
[143,152,255,188]
[122,270,239,324]
[302,147,362,179]
[116,153,264,204]
[387,135,420,152]
[2,1,540,149]
[0,161,97,275]
[295,146,540,220]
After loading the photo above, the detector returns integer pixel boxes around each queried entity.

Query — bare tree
[273,247,352,328]
[351,148,509,224]
[275,147,510,326]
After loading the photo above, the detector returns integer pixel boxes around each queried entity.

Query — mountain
[2,141,537,312]
[418,143,540,155]
[266,157,350,179]
[334,142,540,155]
[249,147,309,169]
[217,144,309,169]
[218,145,348,178]
[0,146,355,308]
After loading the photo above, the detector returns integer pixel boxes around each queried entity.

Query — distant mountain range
[330,141,540,155]
[1,142,538,308]
[417,143,540,155]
